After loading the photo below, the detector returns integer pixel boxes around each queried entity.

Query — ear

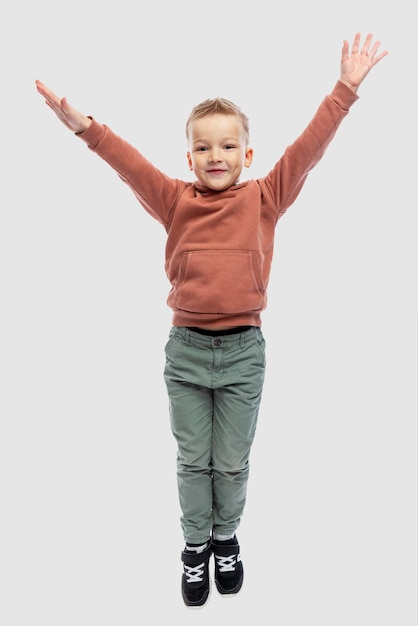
[187,151,193,171]
[244,147,253,168]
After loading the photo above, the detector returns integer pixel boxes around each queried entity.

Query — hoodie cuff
[330,80,359,111]
[75,117,107,149]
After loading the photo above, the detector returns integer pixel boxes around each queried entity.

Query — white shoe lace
[184,562,206,584]
[215,554,240,572]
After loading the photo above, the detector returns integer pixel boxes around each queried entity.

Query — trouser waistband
[185,325,254,337]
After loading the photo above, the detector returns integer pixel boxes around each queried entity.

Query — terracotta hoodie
[78,81,358,329]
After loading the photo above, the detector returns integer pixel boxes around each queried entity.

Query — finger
[43,94,65,117]
[369,40,382,58]
[35,80,62,106]
[341,39,350,61]
[35,80,53,98]
[351,32,361,55]
[360,33,373,56]
[371,49,389,65]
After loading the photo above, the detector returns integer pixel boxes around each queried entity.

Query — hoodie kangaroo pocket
[172,250,265,314]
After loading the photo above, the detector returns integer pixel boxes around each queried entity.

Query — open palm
[340,33,388,90]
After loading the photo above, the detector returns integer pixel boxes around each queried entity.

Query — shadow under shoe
[212,535,244,595]
[181,545,212,607]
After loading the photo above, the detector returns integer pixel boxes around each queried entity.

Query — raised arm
[339,32,388,93]
[35,80,92,133]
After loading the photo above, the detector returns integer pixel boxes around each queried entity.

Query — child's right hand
[35,80,92,134]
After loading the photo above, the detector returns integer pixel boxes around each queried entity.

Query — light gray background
[1,1,416,624]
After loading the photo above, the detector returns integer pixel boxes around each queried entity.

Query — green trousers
[164,326,266,544]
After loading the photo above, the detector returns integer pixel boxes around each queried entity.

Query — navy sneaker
[181,545,212,607]
[212,535,244,595]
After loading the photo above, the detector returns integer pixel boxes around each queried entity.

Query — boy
[36,32,387,607]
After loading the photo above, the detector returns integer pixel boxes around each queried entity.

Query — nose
[208,148,222,162]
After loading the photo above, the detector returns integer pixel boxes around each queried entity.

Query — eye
[196,146,208,152]
[224,144,235,150]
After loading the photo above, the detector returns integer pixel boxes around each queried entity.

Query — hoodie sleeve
[76,119,184,228]
[261,80,359,221]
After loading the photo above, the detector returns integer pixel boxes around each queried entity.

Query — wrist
[75,116,92,135]
[339,78,358,94]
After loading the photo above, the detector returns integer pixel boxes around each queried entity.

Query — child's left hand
[340,32,388,92]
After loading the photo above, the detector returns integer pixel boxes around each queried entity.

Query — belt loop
[240,331,245,348]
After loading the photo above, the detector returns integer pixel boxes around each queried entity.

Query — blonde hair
[186,97,250,145]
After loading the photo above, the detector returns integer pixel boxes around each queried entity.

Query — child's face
[187,114,253,191]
